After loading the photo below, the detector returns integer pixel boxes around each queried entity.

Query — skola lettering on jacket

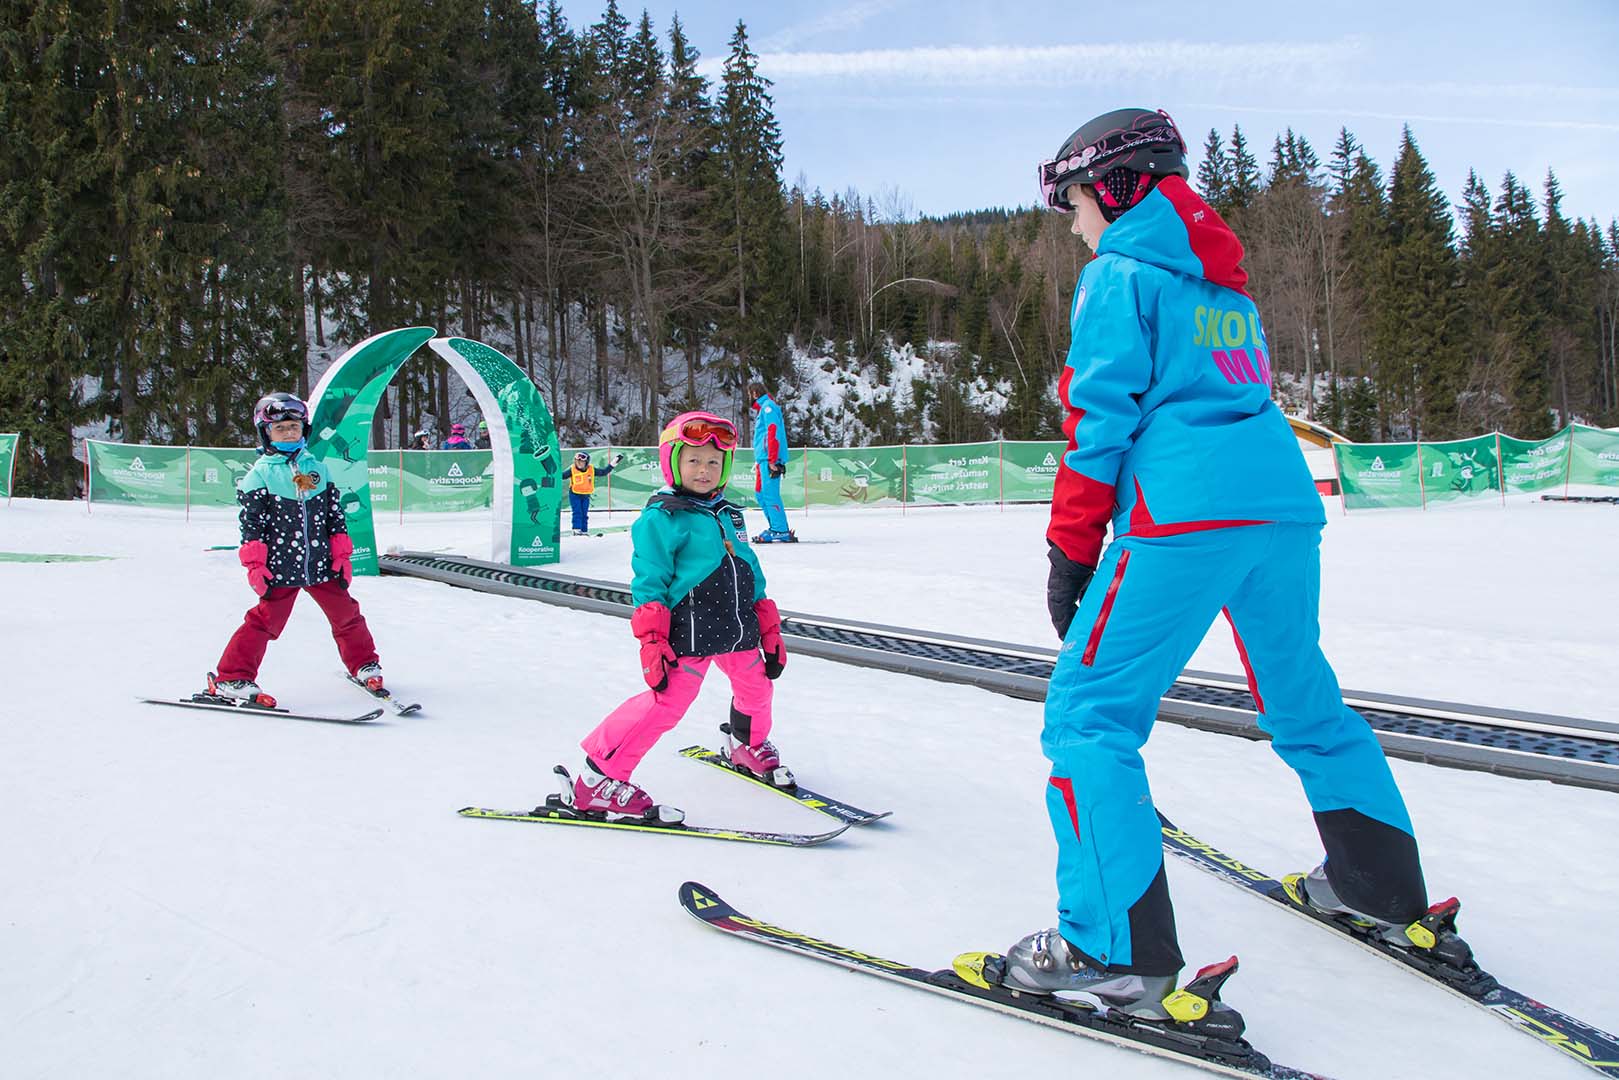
[1194,305,1272,387]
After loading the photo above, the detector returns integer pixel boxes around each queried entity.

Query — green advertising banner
[399,450,494,511]
[428,337,561,565]
[799,446,905,507]
[1570,425,1619,486]
[1416,436,1500,506]
[596,447,662,511]
[1335,442,1423,509]
[1,433,19,500]
[903,442,999,504]
[86,442,190,506]
[1000,441,1067,503]
[1498,429,1571,494]
[185,447,260,507]
[368,458,399,511]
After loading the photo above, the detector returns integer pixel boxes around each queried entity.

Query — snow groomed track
[380,552,1619,794]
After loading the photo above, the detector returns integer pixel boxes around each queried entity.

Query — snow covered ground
[3,493,1616,1079]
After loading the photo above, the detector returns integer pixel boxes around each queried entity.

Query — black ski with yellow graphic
[1157,811,1619,1077]
[678,881,1333,1080]
[677,745,890,826]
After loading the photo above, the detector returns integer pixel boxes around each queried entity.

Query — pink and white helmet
[658,411,738,488]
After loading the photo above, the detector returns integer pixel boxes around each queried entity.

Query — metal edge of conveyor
[378,552,1619,794]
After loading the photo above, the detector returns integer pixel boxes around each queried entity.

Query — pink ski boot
[566,762,684,823]
[724,726,795,788]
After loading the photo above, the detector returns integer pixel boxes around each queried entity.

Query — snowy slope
[3,497,1616,1080]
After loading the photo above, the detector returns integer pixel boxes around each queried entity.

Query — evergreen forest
[4,1,1617,497]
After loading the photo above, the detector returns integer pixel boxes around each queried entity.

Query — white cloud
[759,1,905,53]
[1183,101,1619,134]
[697,39,1358,86]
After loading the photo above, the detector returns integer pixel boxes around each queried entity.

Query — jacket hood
[1096,176,1249,293]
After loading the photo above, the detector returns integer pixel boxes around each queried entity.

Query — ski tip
[950,951,1002,990]
[806,822,855,845]
[679,881,739,920]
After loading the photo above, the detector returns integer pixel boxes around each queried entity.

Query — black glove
[768,461,787,479]
[1046,542,1095,640]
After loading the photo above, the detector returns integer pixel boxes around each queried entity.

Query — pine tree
[1225,125,1261,211]
[0,2,107,495]
[1196,128,1230,211]
[1378,128,1465,438]
[1327,128,1359,198]
[1542,170,1598,427]
[713,20,791,383]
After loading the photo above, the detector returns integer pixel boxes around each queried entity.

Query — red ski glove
[756,598,786,679]
[330,532,354,586]
[239,540,271,596]
[630,602,677,692]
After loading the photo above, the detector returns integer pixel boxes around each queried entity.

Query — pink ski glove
[756,598,786,679]
[330,532,354,586]
[239,540,272,596]
[630,602,677,692]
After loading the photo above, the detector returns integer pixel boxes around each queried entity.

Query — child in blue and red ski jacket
[991,108,1470,1023]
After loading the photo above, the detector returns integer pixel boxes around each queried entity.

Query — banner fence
[75,426,1618,517]
[0,433,18,502]
[1333,424,1619,510]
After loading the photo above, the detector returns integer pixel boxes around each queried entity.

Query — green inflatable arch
[307,327,563,576]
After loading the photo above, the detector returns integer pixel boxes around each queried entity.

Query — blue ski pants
[569,491,590,532]
[757,470,790,533]
[1043,522,1424,974]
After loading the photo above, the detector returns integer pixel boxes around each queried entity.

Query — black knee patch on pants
[1314,808,1428,923]
[727,703,753,745]
[1113,861,1184,976]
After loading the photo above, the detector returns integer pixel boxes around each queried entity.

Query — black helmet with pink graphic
[1038,108,1188,218]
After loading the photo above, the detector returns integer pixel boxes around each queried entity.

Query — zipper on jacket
[710,506,745,651]
[294,457,313,585]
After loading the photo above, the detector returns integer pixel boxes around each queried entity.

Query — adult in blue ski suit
[748,383,793,539]
[1034,111,1431,979]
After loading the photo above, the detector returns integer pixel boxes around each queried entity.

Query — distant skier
[409,429,433,451]
[748,382,795,542]
[561,450,624,535]
[475,419,491,449]
[441,423,473,450]
[208,393,385,705]
[998,109,1472,1026]
[564,411,790,821]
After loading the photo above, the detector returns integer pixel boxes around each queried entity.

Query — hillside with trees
[4,1,1616,497]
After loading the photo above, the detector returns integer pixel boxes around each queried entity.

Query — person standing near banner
[989,107,1473,1028]
[748,382,795,543]
[442,423,473,450]
[561,450,624,535]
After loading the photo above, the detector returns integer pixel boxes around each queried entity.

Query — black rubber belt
[380,552,1619,794]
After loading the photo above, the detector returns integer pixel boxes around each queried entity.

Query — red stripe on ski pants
[216,580,379,681]
[582,650,773,781]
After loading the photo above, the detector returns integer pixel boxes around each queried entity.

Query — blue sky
[559,0,1619,227]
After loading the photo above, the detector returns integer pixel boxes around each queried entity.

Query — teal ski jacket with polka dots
[631,488,769,657]
[236,448,349,590]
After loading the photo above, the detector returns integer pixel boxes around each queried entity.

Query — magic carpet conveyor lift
[381,552,1619,795]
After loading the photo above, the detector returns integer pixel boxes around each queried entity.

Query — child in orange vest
[562,451,624,535]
